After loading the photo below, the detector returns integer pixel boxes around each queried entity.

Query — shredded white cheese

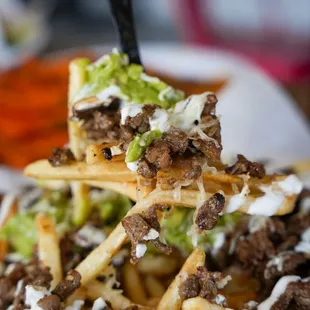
[225,183,249,213]
[143,228,159,241]
[126,160,139,172]
[215,294,227,306]
[135,243,147,258]
[92,297,107,310]
[217,275,232,289]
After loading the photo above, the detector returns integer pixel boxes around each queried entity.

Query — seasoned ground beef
[52,270,81,301]
[163,127,189,153]
[137,159,157,179]
[179,266,228,305]
[37,295,61,310]
[48,148,75,167]
[195,193,225,231]
[74,94,223,178]
[225,154,265,178]
[0,259,53,309]
[145,140,172,171]
[121,204,172,263]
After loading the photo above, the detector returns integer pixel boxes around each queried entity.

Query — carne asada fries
[2,49,309,309]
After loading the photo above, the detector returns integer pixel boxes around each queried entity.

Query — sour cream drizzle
[257,276,300,310]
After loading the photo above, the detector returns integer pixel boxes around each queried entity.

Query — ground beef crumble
[48,147,75,167]
[121,204,172,263]
[225,154,265,178]
[74,94,223,179]
[179,266,229,306]
[195,193,225,231]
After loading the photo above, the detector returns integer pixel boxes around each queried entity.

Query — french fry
[146,297,161,307]
[137,255,178,276]
[65,287,87,307]
[144,275,166,298]
[35,214,62,289]
[86,280,133,310]
[157,248,205,310]
[123,261,148,305]
[24,160,136,182]
[86,144,125,164]
[181,297,227,310]
[74,198,151,285]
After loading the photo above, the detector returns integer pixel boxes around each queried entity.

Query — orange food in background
[0,54,225,168]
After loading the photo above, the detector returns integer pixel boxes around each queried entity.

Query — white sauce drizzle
[121,103,143,125]
[135,243,147,258]
[65,300,85,310]
[126,160,139,172]
[257,276,300,310]
[225,183,250,213]
[149,108,170,132]
[294,227,310,254]
[248,175,302,216]
[143,228,159,240]
[92,297,107,310]
[25,285,50,310]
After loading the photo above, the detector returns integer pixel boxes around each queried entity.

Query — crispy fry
[86,144,125,164]
[137,255,179,276]
[74,199,151,285]
[144,275,166,298]
[24,159,136,182]
[181,297,226,310]
[157,248,205,310]
[123,261,148,305]
[86,280,133,310]
[35,214,62,289]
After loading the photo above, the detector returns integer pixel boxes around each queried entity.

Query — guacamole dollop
[74,50,184,109]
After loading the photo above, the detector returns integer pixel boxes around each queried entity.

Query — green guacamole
[161,207,240,254]
[73,50,184,109]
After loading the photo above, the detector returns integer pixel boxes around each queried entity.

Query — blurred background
[0,0,309,169]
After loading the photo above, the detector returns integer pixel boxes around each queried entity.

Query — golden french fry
[86,280,133,310]
[182,297,226,310]
[24,160,136,182]
[137,255,178,276]
[74,198,152,285]
[157,248,206,310]
[86,144,125,164]
[35,214,62,289]
[65,287,87,307]
[144,275,166,298]
[123,261,148,305]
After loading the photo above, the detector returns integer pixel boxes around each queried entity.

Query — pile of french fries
[20,56,304,310]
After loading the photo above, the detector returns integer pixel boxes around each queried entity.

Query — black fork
[109,0,142,66]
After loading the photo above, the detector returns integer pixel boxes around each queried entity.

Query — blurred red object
[174,0,310,82]
[0,52,93,168]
